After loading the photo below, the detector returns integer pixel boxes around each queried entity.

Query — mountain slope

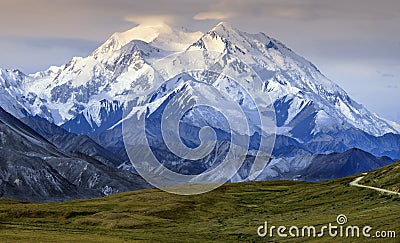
[360,160,400,191]
[248,148,393,182]
[21,115,125,167]
[0,106,79,201]
[0,68,35,119]
[297,148,393,181]
[0,107,148,202]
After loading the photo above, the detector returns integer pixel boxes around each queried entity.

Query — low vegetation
[361,161,400,193]
[0,164,399,242]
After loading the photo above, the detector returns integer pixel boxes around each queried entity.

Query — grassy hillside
[361,160,400,193]
[0,171,399,242]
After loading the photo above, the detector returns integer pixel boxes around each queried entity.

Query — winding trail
[350,174,400,196]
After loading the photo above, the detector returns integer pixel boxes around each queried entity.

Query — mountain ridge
[0,107,148,202]
[0,22,399,188]
[1,22,396,136]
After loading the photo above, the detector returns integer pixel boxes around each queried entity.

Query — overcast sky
[0,0,399,123]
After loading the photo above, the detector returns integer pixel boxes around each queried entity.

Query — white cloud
[124,14,177,26]
[193,11,232,20]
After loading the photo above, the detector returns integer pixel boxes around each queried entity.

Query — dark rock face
[21,115,125,167]
[0,107,148,202]
[256,148,393,182]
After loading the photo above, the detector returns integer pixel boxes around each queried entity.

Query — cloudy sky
[0,0,399,123]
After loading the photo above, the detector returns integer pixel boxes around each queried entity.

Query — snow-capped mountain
[2,22,397,137]
[24,39,164,125]
[0,68,40,119]
[94,23,203,54]
[0,21,399,178]
[188,22,398,137]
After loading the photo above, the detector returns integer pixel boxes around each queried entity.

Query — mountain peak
[112,23,171,45]
[214,21,235,29]
[210,22,239,35]
[92,24,168,55]
[94,23,203,55]
[189,21,250,54]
